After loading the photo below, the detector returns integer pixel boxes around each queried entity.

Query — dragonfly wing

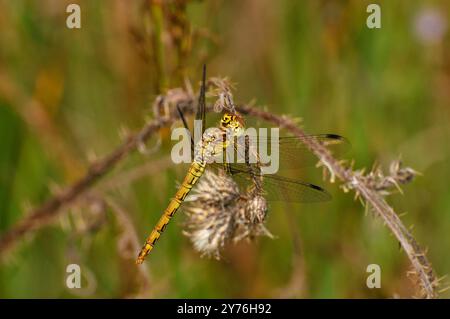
[207,134,340,202]
[258,173,331,203]
[196,64,207,136]
[176,105,195,153]
[176,64,208,156]
[209,163,331,203]
[238,134,350,169]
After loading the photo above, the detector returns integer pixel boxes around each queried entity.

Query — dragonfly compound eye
[221,114,230,126]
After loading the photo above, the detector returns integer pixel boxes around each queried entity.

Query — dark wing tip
[323,134,347,142]
[308,183,324,191]
[322,134,351,150]
[307,183,332,201]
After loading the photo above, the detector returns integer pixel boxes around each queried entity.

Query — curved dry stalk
[235,105,438,299]
[0,101,195,258]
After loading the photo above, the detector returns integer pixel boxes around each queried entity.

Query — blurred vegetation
[0,0,449,298]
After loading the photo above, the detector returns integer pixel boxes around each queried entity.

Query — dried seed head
[208,77,237,113]
[183,170,272,259]
[342,160,418,196]
[368,160,418,194]
[233,194,272,243]
[185,170,240,204]
[245,195,267,224]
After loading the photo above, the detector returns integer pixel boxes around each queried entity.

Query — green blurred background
[0,0,449,298]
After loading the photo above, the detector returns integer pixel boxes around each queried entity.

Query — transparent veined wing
[195,64,207,137]
[209,162,331,203]
[209,133,349,173]
[230,133,350,170]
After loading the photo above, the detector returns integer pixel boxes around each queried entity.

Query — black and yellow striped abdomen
[136,161,206,264]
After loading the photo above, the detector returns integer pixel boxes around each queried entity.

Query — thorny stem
[0,108,190,257]
[236,105,438,299]
[0,89,438,298]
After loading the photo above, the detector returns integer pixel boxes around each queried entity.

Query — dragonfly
[136,66,349,264]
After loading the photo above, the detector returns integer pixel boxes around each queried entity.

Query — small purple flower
[414,7,448,45]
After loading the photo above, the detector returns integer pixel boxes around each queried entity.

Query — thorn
[398,211,408,218]
[86,150,98,163]
[438,286,450,294]
[118,125,131,141]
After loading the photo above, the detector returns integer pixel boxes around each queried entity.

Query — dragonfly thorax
[194,128,226,163]
[194,113,245,164]
[220,112,244,136]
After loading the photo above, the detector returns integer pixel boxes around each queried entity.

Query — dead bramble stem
[0,81,438,298]
[235,104,438,299]
[0,94,197,259]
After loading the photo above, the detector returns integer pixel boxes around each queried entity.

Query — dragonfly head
[220,112,244,136]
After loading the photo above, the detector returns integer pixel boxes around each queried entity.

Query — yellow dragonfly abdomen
[136,111,243,264]
[136,161,206,264]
